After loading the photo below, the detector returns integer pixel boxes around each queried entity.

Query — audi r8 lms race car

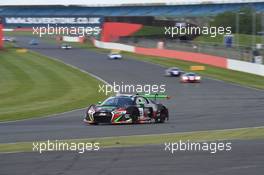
[180,72,202,83]
[165,67,184,76]
[61,43,72,50]
[84,94,169,125]
[108,50,122,59]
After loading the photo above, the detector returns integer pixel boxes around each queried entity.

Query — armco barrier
[92,39,264,76]
[63,36,80,42]
[93,39,135,52]
[227,59,264,76]
[135,47,227,68]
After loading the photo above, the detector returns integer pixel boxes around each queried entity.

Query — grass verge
[0,126,263,153]
[0,47,107,122]
[195,33,264,47]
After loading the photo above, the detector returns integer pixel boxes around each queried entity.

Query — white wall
[62,36,80,42]
[227,59,264,76]
[93,39,135,52]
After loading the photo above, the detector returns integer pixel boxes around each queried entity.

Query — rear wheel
[88,122,98,125]
[155,108,168,123]
[126,106,139,123]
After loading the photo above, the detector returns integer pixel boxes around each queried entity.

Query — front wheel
[155,109,168,123]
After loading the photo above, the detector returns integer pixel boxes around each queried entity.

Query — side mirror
[97,101,102,105]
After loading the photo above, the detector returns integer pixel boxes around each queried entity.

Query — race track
[1,36,264,175]
[0,36,264,143]
[1,140,264,175]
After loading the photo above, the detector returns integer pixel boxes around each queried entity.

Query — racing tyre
[89,122,98,125]
[126,106,139,123]
[155,108,168,123]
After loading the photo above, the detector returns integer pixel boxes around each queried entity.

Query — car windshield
[101,96,134,107]
[187,73,196,76]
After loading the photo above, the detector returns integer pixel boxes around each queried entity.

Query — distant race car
[2,37,16,42]
[165,67,183,76]
[84,94,169,125]
[108,50,122,59]
[29,39,39,45]
[180,72,201,83]
[61,43,72,50]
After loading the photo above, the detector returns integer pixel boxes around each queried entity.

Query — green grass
[0,47,107,122]
[4,31,34,36]
[0,126,263,153]
[133,26,164,36]
[195,33,264,47]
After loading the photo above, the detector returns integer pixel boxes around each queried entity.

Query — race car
[61,43,72,50]
[108,50,122,59]
[84,94,169,125]
[2,37,16,42]
[180,72,201,83]
[165,67,183,77]
[29,39,39,45]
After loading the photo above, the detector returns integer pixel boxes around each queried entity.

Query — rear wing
[137,93,170,101]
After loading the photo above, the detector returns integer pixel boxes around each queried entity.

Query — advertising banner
[2,16,104,38]
[2,16,104,27]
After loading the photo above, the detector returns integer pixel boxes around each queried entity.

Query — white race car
[61,43,72,50]
[2,37,16,42]
[108,53,122,59]
[165,67,183,76]
[180,72,201,83]
[108,50,122,60]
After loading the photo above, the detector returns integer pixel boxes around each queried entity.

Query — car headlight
[182,76,188,80]
[195,76,201,80]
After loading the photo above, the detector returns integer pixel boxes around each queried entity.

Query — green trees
[210,7,262,35]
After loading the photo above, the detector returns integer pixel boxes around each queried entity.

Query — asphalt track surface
[0,36,264,143]
[1,36,264,175]
[1,140,264,175]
